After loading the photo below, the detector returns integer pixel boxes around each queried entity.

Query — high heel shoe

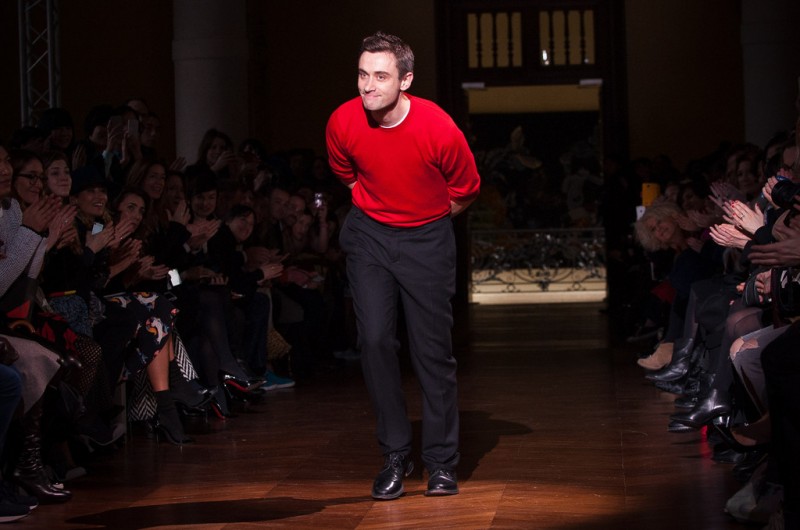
[209,400,233,419]
[222,377,255,413]
[207,386,233,419]
[220,372,262,394]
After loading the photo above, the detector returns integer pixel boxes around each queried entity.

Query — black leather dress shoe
[425,469,458,496]
[670,388,731,429]
[371,453,413,500]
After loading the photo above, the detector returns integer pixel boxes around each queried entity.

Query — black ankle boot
[646,355,693,382]
[12,400,72,504]
[670,388,731,429]
[672,336,695,361]
[646,342,702,383]
[154,390,193,445]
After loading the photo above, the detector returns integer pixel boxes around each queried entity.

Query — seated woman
[185,128,238,182]
[634,201,724,370]
[105,188,213,420]
[11,149,117,452]
[175,174,279,399]
[206,205,284,384]
[664,158,796,460]
[0,144,72,504]
[43,165,193,444]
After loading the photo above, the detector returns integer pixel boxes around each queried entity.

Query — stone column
[172,0,249,161]
[741,0,800,146]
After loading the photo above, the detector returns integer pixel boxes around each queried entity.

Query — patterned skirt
[103,292,177,374]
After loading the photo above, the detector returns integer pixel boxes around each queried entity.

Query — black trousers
[340,207,459,472]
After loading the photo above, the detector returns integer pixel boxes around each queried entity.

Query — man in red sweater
[326,31,480,500]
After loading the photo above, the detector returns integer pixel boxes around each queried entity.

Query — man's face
[141,115,160,148]
[358,51,411,114]
[49,126,73,150]
[269,189,290,222]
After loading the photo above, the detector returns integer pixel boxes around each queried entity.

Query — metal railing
[470,227,605,298]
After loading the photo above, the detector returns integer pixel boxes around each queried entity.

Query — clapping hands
[167,200,191,225]
[135,255,170,281]
[722,200,764,235]
[186,219,221,250]
[45,204,77,251]
[709,223,750,249]
[22,195,61,233]
[709,181,745,209]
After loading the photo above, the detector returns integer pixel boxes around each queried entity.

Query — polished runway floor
[28,303,745,529]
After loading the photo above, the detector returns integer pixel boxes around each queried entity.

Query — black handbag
[741,267,770,307]
[772,267,800,318]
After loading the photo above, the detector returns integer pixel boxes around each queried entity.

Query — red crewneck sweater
[326,94,480,228]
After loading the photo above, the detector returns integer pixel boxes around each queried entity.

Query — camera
[313,192,324,209]
[771,177,800,209]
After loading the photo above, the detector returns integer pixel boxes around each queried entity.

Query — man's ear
[400,72,414,91]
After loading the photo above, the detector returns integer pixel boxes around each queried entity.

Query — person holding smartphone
[326,32,480,499]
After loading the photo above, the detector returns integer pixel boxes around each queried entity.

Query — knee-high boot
[12,398,72,503]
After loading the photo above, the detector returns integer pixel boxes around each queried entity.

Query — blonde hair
[634,201,683,252]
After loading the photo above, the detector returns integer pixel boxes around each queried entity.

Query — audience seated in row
[630,105,800,528]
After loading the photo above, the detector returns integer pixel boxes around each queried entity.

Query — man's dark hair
[360,31,414,78]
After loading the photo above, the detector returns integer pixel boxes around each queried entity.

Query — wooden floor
[30,303,746,529]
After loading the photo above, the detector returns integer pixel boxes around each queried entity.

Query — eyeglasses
[16,173,44,183]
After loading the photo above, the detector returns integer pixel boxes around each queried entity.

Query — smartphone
[313,193,324,209]
[91,222,104,235]
[127,118,139,136]
[168,269,182,288]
